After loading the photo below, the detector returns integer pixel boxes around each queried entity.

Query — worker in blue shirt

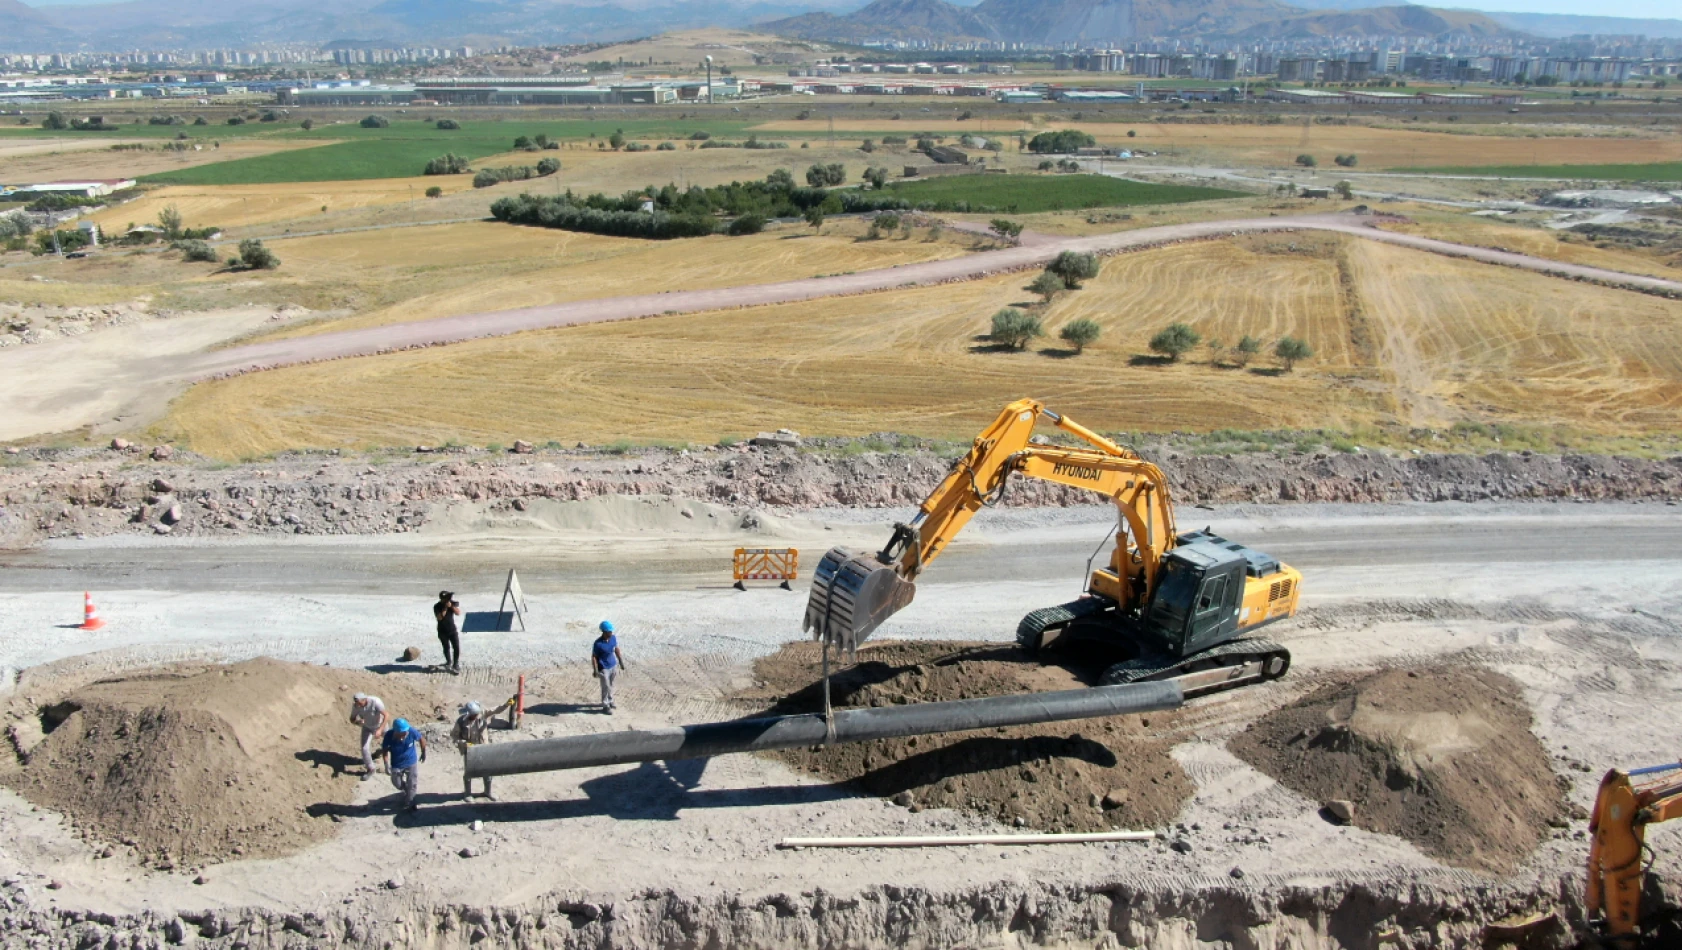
[592,621,626,714]
[375,718,428,812]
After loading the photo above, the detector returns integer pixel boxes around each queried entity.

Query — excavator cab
[1140,542,1247,659]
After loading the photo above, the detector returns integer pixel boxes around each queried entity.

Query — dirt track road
[187,212,1682,380]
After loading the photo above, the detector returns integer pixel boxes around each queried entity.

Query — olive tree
[1027,270,1066,304]
[1275,336,1313,372]
[1233,335,1262,368]
[1047,250,1100,288]
[1058,318,1101,353]
[989,308,1043,350]
[1148,323,1201,362]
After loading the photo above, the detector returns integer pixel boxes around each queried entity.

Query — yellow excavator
[1587,761,1682,943]
[804,398,1301,697]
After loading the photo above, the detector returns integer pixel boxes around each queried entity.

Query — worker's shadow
[295,749,362,778]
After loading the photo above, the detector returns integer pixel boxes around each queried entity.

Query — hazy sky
[17,0,1682,16]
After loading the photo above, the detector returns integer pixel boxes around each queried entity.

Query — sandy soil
[0,501,1678,946]
[0,304,305,441]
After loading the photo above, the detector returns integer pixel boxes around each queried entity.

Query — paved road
[188,212,1682,381]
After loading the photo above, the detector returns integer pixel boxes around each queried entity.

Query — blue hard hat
[393,718,411,733]
[600,620,615,634]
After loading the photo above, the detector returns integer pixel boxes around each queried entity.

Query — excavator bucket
[803,547,916,654]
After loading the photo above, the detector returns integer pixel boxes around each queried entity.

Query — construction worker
[375,718,427,812]
[434,590,461,674]
[592,621,625,714]
[451,697,514,799]
[348,692,387,781]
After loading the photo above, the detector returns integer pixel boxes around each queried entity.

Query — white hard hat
[353,693,368,703]
[464,701,482,716]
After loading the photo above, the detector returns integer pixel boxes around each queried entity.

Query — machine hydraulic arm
[1587,761,1682,941]
[804,398,1179,652]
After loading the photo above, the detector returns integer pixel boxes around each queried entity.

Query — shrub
[656,141,676,150]
[238,239,279,270]
[424,153,472,175]
[727,214,765,236]
[0,209,35,239]
[193,116,207,126]
[425,186,443,198]
[300,118,314,131]
[608,129,626,149]
[1026,129,1096,154]
[174,239,217,262]
[1233,335,1262,368]
[157,205,184,238]
[989,308,1043,350]
[1275,336,1313,371]
[881,135,907,146]
[513,135,533,150]
[260,111,279,122]
[623,142,650,152]
[1334,153,1358,167]
[1334,180,1354,199]
[490,193,717,240]
[42,111,68,130]
[805,164,846,187]
[536,157,560,176]
[804,207,824,230]
[474,166,539,188]
[436,118,460,130]
[860,139,876,152]
[1295,154,1317,167]
[1148,323,1201,361]
[1047,251,1099,288]
[863,166,889,190]
[1037,160,1055,171]
[360,114,389,129]
[1027,270,1066,304]
[989,218,1023,243]
[226,116,245,126]
[1059,318,1101,353]
[688,131,711,140]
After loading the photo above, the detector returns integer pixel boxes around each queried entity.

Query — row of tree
[1148,323,1313,371]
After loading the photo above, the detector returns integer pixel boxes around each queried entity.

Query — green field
[1395,161,1682,182]
[140,138,519,184]
[883,173,1245,213]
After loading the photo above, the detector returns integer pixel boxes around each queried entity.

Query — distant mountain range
[3,0,1681,55]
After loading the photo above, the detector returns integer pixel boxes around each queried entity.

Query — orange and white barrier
[733,548,799,590]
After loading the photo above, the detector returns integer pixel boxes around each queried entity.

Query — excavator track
[1100,637,1290,698]
[1015,598,1111,653]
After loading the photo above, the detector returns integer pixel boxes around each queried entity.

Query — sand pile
[736,641,1192,833]
[1,659,440,868]
[1229,665,1567,873]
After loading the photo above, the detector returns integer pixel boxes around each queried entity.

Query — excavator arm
[1588,762,1682,941]
[804,399,1177,653]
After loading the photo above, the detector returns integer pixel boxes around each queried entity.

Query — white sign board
[498,568,528,632]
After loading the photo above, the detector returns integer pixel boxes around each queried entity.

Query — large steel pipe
[465,681,1182,779]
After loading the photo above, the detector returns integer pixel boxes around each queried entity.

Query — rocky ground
[1,439,1678,549]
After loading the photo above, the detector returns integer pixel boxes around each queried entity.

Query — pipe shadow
[523,702,601,716]
[307,760,854,828]
[848,734,1118,798]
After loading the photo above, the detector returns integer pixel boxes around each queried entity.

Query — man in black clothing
[435,590,461,674]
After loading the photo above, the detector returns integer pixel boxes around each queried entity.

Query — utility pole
[705,55,713,105]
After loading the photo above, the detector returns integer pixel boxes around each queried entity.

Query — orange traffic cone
[80,592,105,631]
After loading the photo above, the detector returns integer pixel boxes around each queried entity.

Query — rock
[1229,867,1245,880]
[161,504,183,525]
[193,874,208,885]
[400,647,421,662]
[512,440,534,454]
[1169,839,1192,854]
[511,498,527,512]
[415,445,434,453]
[1013,816,1027,827]
[150,445,173,460]
[3,447,18,456]
[1325,800,1356,824]
[46,880,63,890]
[109,438,131,451]
[1102,788,1130,810]
[384,876,404,889]
[471,820,483,832]
[891,791,915,807]
[151,478,174,493]
[1088,792,1102,809]
[152,523,173,535]
[458,847,477,859]
[750,430,801,449]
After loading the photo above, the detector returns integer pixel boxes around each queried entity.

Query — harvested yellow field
[0,139,324,186]
[160,235,1682,458]
[1380,213,1681,281]
[747,120,1682,170]
[1346,240,1682,429]
[84,176,474,233]
[255,218,975,340]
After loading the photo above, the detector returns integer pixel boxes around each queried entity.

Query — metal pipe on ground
[465,681,1183,779]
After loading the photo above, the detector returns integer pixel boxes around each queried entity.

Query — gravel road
[186,212,1682,379]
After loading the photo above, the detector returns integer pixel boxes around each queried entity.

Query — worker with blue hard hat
[375,716,428,812]
[592,620,626,715]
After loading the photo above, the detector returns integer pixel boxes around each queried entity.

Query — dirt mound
[1228,665,1567,873]
[736,641,1192,833]
[0,659,440,869]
